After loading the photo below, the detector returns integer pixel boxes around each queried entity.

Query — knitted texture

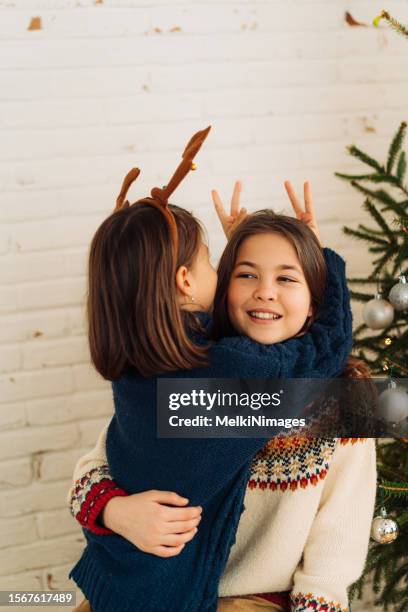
[290,592,347,612]
[248,437,335,491]
[70,248,353,612]
[69,438,375,610]
[71,467,127,534]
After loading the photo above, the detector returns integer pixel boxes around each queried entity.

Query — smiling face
[227,233,313,344]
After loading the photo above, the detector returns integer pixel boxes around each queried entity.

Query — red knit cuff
[70,466,129,535]
[79,480,128,535]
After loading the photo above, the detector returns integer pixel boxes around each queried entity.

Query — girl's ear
[175,265,193,297]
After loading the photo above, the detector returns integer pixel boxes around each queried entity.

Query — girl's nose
[253,282,278,301]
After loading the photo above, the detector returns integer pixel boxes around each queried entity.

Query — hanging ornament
[371,507,399,544]
[362,293,394,329]
[388,275,408,311]
[377,379,408,424]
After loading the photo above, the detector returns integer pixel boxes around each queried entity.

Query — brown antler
[115,167,141,211]
[114,126,211,263]
[150,125,211,205]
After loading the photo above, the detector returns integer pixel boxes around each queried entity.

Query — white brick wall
[1,1,407,608]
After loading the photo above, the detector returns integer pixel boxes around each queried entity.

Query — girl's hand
[101,490,202,558]
[211,181,247,240]
[284,180,322,246]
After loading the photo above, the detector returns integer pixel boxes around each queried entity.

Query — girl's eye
[237,273,257,279]
[278,276,296,283]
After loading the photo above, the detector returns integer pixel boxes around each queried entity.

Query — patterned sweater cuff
[70,466,128,535]
[290,592,347,612]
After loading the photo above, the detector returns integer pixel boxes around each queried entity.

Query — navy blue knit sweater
[70,248,352,612]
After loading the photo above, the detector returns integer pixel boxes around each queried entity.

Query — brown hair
[87,202,208,380]
[212,210,326,339]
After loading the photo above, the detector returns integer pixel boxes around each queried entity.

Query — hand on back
[102,490,202,558]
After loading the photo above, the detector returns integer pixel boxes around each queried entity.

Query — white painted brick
[0,401,26,430]
[0,480,73,518]
[0,423,78,461]
[37,447,89,482]
[42,568,85,612]
[0,66,150,102]
[0,534,83,576]
[0,367,73,404]
[104,92,202,125]
[0,457,32,488]
[0,37,201,70]
[0,310,70,344]
[0,229,11,255]
[0,8,149,40]
[0,278,86,314]
[0,249,87,284]
[0,186,112,222]
[150,60,338,94]
[0,344,22,373]
[0,515,37,549]
[67,307,87,337]
[26,389,112,426]
[42,562,84,593]
[3,154,127,192]
[0,99,105,130]
[36,508,78,539]
[22,336,89,370]
[77,417,109,447]
[72,363,109,392]
[9,216,99,252]
[0,570,42,590]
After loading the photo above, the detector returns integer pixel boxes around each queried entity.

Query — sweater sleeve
[290,438,377,612]
[68,424,127,535]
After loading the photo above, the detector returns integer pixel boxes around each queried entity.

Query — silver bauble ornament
[377,380,408,424]
[362,294,394,330]
[371,507,399,544]
[389,275,408,312]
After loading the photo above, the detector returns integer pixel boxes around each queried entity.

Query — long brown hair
[87,202,208,380]
[212,210,326,339]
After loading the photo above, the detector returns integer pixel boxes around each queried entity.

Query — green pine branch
[397,151,407,182]
[374,10,408,38]
[335,171,379,181]
[348,181,408,218]
[347,145,384,172]
[387,122,407,173]
[343,226,389,245]
[362,199,398,245]
[398,510,408,527]
[381,480,408,499]
[348,289,375,302]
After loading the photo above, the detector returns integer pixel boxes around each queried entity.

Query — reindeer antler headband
[114,125,211,260]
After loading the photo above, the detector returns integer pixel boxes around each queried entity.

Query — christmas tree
[335,120,408,609]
